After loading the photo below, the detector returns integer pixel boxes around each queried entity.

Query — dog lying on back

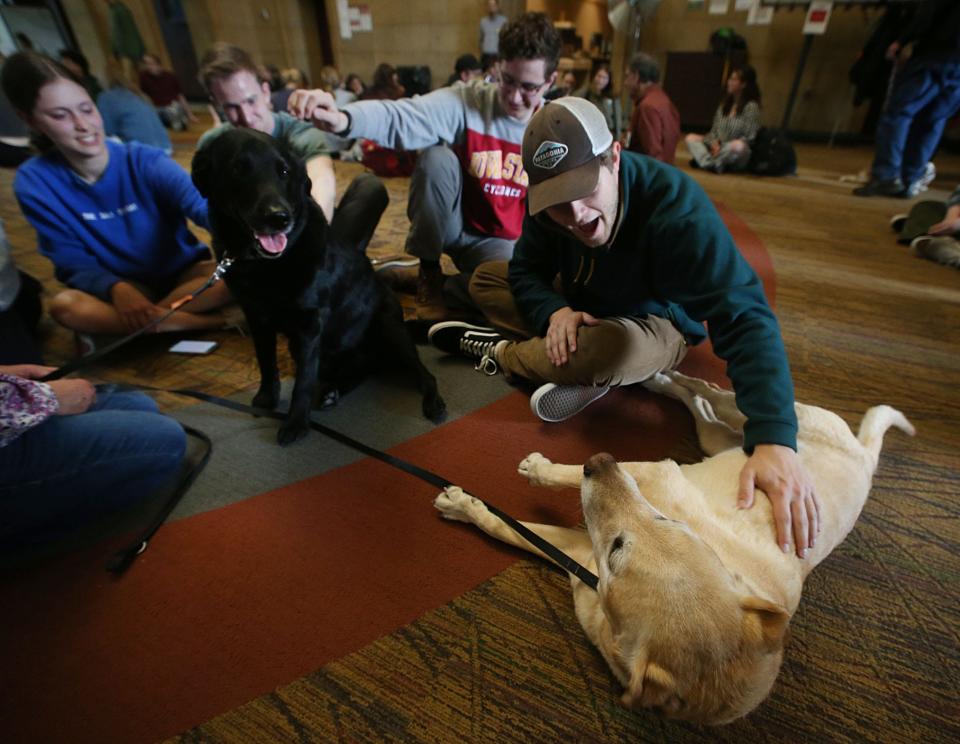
[435,371,913,724]
[192,129,446,444]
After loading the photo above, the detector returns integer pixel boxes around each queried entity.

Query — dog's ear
[621,656,682,713]
[740,595,790,653]
[191,143,214,199]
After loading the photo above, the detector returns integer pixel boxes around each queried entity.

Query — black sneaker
[428,321,503,375]
[853,178,905,198]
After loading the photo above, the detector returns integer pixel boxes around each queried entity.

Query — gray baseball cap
[523,97,614,216]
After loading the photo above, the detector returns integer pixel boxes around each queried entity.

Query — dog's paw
[423,393,447,424]
[433,486,483,523]
[252,385,280,411]
[277,420,309,446]
[518,452,552,484]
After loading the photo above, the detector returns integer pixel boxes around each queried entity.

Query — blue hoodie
[14,140,208,300]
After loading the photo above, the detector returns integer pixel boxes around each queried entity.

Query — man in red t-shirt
[138,53,196,131]
[623,53,680,166]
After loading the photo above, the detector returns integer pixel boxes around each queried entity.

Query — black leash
[105,419,213,576]
[36,260,600,589]
[162,387,600,591]
[39,258,233,383]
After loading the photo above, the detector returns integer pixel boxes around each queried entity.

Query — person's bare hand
[48,378,96,415]
[928,204,960,236]
[287,88,346,132]
[544,307,600,366]
[885,41,901,61]
[111,282,161,333]
[738,444,820,558]
[710,141,721,157]
[0,364,57,379]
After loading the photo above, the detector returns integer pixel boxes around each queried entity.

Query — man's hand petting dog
[739,444,820,558]
[286,88,346,133]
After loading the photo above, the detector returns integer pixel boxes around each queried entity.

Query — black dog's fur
[192,128,446,445]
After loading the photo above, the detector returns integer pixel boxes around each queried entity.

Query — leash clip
[212,257,234,281]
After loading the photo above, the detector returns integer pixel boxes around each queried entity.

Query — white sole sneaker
[530,383,610,423]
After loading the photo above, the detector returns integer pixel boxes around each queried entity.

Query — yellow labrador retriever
[434,371,913,724]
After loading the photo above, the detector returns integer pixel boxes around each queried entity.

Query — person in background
[685,65,761,174]
[319,65,356,107]
[891,184,960,267]
[2,52,233,344]
[58,50,102,100]
[448,54,483,87]
[480,52,499,84]
[429,98,818,559]
[261,63,285,94]
[545,69,577,101]
[854,0,960,198]
[361,63,406,101]
[0,52,33,167]
[0,219,43,365]
[344,73,366,99]
[480,0,509,56]
[292,12,562,323]
[198,43,339,223]
[97,57,172,154]
[574,63,622,141]
[138,52,197,131]
[623,52,680,165]
[0,364,187,549]
[271,68,308,113]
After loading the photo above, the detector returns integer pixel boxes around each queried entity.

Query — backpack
[710,27,748,57]
[748,127,797,176]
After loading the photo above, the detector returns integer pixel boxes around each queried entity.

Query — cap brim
[527,157,602,216]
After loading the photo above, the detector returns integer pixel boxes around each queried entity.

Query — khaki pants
[469,261,688,386]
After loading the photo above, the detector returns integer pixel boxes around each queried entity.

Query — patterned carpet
[169,536,957,744]
[1,136,957,742]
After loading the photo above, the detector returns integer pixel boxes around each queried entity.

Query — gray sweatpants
[406,145,516,313]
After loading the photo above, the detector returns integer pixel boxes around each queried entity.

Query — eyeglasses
[499,71,549,96]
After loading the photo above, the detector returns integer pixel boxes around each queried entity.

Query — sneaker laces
[475,354,499,376]
[459,334,500,374]
[459,334,496,359]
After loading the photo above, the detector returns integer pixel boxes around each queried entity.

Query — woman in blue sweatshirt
[1,52,232,338]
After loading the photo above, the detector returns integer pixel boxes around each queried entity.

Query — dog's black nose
[262,208,291,232]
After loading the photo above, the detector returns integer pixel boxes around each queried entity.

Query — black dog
[192,129,446,445]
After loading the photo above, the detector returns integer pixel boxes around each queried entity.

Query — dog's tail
[857,406,915,465]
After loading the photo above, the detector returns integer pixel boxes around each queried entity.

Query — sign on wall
[802,0,833,34]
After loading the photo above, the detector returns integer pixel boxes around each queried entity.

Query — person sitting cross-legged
[2,52,234,349]
[429,97,819,560]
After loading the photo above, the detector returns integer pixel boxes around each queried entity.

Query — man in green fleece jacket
[429,97,819,559]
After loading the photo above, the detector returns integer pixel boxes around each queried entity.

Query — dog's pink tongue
[256,232,288,254]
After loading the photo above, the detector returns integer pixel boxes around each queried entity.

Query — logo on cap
[532,140,568,170]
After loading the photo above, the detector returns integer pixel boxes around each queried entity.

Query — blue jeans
[0,386,186,543]
[872,58,960,185]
